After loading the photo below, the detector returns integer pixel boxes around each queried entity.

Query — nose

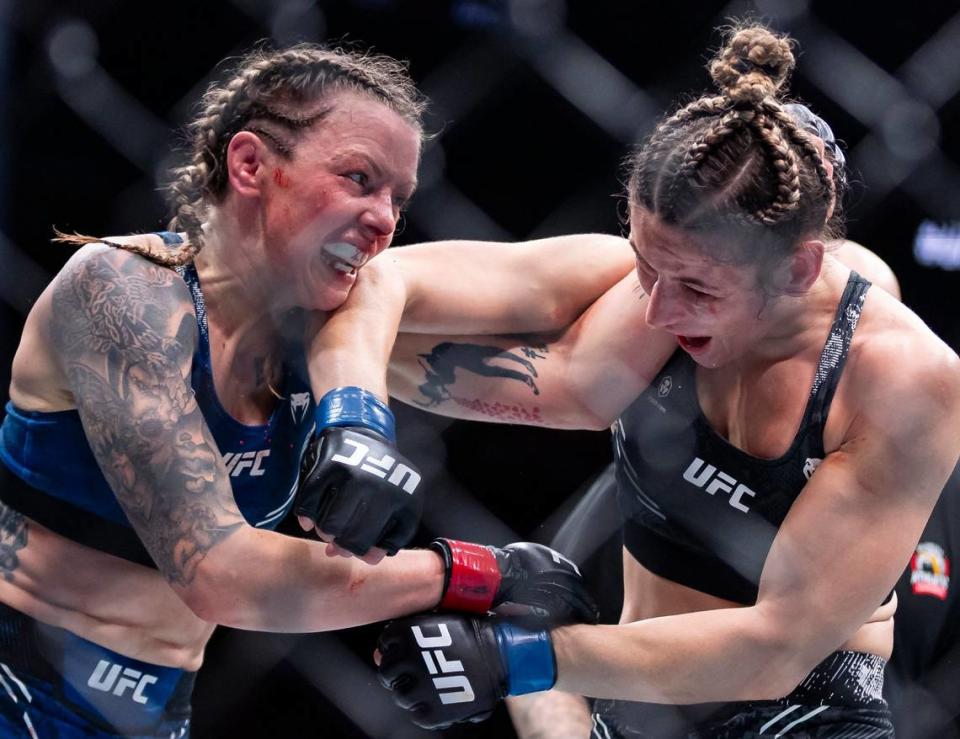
[360,189,399,242]
[644,279,687,330]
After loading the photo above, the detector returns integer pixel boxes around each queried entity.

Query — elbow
[176,552,254,627]
[738,629,823,701]
[177,564,236,626]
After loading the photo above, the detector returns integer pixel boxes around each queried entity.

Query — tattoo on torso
[51,251,243,586]
[0,502,27,582]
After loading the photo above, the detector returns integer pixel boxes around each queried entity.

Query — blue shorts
[591,650,894,738]
[0,602,194,738]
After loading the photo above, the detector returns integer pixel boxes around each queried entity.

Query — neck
[193,206,286,364]
[738,265,847,367]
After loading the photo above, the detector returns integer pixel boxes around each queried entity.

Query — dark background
[2,1,959,737]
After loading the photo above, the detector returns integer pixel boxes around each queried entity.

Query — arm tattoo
[51,252,243,586]
[0,502,27,582]
[415,341,549,408]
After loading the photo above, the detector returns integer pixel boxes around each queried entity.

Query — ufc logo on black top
[682,456,757,513]
[332,438,421,494]
[411,623,476,705]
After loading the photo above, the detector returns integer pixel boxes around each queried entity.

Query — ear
[225,131,269,198]
[782,239,824,295]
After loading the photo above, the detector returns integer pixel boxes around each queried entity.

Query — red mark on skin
[273,168,290,188]
[453,397,543,424]
[349,575,366,594]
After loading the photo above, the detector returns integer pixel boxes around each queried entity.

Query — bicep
[50,249,246,588]
[757,396,960,663]
[395,234,634,335]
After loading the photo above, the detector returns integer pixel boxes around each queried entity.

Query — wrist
[429,539,501,613]
[315,386,396,442]
[493,621,556,696]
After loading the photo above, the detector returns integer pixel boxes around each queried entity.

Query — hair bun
[709,25,795,105]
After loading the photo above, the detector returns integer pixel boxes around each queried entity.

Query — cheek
[272,167,291,189]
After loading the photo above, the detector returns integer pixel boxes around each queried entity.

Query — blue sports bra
[0,233,315,566]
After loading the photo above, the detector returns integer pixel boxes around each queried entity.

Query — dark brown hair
[627,23,839,286]
[57,43,427,267]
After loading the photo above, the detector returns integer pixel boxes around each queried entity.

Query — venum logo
[290,392,311,424]
[411,623,475,705]
[333,439,421,494]
[658,376,673,398]
[682,457,756,513]
[87,660,158,704]
[803,457,822,480]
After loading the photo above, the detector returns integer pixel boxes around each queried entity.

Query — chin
[306,286,352,312]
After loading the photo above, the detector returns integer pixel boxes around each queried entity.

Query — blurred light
[522,33,657,143]
[754,0,811,22]
[46,20,98,80]
[510,0,566,37]
[451,0,508,29]
[417,140,447,192]
[913,220,960,270]
[881,99,940,163]
[270,0,325,45]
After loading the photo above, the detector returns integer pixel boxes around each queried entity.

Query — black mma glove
[295,387,424,556]
[431,538,599,625]
[378,613,555,730]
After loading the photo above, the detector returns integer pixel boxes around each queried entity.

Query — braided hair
[627,24,841,288]
[57,44,427,267]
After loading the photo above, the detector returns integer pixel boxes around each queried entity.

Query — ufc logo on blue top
[332,438,422,494]
[411,623,476,705]
[87,660,158,704]
[683,457,757,513]
[223,450,270,477]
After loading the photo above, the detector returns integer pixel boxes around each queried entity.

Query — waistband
[0,602,195,735]
[787,649,886,706]
[591,649,888,735]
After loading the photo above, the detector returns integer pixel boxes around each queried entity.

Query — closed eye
[682,283,717,300]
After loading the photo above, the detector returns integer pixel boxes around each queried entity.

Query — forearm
[188,527,444,632]
[305,257,407,401]
[551,606,809,704]
[387,332,599,429]
[506,690,592,739]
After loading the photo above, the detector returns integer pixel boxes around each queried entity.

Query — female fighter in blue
[0,44,613,737]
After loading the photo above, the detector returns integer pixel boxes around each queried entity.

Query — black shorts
[591,650,894,738]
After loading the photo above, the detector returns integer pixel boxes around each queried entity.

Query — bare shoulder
[12,241,193,409]
[52,242,195,343]
[829,239,900,298]
[848,297,960,439]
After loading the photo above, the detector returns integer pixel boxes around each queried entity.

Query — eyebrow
[629,236,722,293]
[335,150,418,196]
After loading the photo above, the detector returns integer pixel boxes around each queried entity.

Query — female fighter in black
[312,24,960,738]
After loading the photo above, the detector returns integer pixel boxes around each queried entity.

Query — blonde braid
[166,55,280,259]
[57,45,425,270]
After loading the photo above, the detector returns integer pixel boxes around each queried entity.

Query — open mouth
[677,335,711,352]
[320,242,367,275]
